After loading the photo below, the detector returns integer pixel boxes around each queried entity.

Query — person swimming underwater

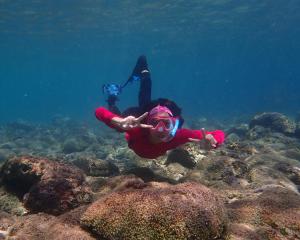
[95,56,225,159]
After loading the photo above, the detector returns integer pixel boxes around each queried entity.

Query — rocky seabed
[0,112,300,240]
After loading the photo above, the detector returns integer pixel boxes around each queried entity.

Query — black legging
[119,71,152,118]
[107,57,184,128]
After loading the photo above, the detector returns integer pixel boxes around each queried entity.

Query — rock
[125,160,190,183]
[226,124,249,138]
[81,182,228,240]
[7,120,36,132]
[249,112,296,135]
[0,187,27,215]
[166,147,196,169]
[0,210,15,226]
[1,209,95,240]
[295,122,300,138]
[122,143,206,183]
[222,141,258,160]
[89,175,146,198]
[0,156,92,215]
[228,223,267,240]
[227,186,300,239]
[275,162,300,188]
[0,142,16,150]
[0,149,13,162]
[247,125,270,140]
[70,155,119,177]
[204,156,249,187]
[282,148,300,161]
[62,139,88,153]
[225,133,241,143]
[245,149,300,192]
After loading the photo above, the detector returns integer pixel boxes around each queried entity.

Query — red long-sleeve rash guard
[95,107,225,159]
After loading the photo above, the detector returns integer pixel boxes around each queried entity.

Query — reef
[0,112,299,239]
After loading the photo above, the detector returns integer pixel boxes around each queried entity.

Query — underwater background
[0,0,299,124]
[2,1,300,240]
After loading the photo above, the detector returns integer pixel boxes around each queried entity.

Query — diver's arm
[95,107,152,132]
[173,128,225,147]
[95,107,125,132]
[111,113,152,131]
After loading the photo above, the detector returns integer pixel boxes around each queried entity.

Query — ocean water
[0,0,299,124]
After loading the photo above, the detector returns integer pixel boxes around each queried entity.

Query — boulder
[0,156,92,215]
[81,182,228,240]
[249,112,296,135]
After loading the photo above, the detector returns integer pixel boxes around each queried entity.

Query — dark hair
[122,98,184,128]
[143,98,180,116]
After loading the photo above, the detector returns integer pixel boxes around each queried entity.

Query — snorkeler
[96,56,225,159]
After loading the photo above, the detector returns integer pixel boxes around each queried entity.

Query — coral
[81,182,228,240]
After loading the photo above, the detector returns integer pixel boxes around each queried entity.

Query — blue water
[0,0,299,123]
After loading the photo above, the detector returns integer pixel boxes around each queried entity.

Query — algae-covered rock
[0,187,27,216]
[81,182,228,240]
[249,112,296,135]
[0,156,92,215]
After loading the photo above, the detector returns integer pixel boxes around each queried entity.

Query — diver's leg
[122,56,151,116]
[139,69,151,108]
[106,95,121,115]
[131,55,151,108]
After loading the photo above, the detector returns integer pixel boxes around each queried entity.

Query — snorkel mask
[147,105,179,142]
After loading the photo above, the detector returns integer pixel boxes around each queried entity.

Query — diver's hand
[188,128,217,149]
[111,112,152,130]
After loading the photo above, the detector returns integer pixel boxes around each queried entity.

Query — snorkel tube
[170,118,179,137]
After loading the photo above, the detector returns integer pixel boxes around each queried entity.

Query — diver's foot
[131,55,150,79]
